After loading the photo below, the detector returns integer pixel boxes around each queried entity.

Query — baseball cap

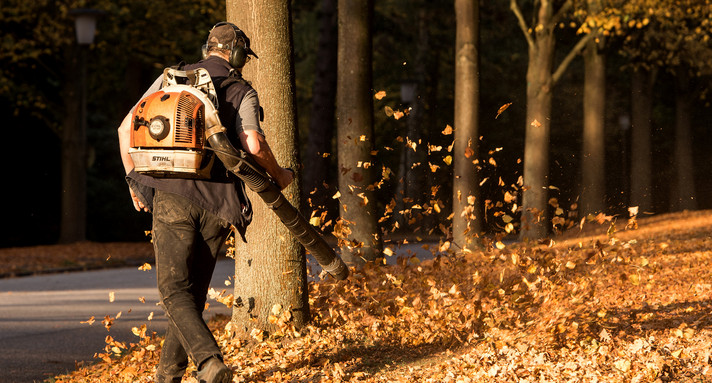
[207,22,258,58]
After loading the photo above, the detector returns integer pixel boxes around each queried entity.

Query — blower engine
[129,68,349,280]
[129,68,217,178]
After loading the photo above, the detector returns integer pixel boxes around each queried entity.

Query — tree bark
[671,69,697,211]
[302,0,338,215]
[511,0,591,240]
[227,0,309,335]
[630,68,654,213]
[581,36,606,215]
[452,0,481,250]
[336,0,382,264]
[519,5,555,240]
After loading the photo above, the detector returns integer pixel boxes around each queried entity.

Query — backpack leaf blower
[129,68,349,280]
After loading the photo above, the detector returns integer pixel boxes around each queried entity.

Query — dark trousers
[152,190,231,380]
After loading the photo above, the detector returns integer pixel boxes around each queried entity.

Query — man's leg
[152,191,228,379]
[193,198,234,382]
[155,324,188,382]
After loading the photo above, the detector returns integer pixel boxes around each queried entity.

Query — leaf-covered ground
[44,210,712,382]
[0,241,154,278]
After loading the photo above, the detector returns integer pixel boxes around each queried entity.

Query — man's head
[202,22,258,69]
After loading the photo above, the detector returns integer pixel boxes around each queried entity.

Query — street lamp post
[59,9,100,243]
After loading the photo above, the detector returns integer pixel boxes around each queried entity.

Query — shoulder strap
[217,69,250,90]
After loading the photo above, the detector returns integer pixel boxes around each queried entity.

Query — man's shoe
[196,357,233,383]
[154,369,183,383]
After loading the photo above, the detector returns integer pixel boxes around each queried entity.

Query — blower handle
[206,129,349,280]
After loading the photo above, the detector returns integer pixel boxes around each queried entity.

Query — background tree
[3,0,712,250]
[452,0,481,250]
[615,0,712,212]
[392,1,441,233]
[661,3,712,211]
[510,0,594,239]
[302,0,338,218]
[629,66,655,213]
[228,0,309,334]
[672,67,697,211]
[336,0,382,264]
[0,0,222,247]
[579,0,607,216]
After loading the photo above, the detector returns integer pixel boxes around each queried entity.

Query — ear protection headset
[202,22,250,68]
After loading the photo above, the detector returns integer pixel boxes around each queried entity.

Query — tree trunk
[630,68,654,213]
[512,0,591,239]
[671,69,697,211]
[302,0,338,216]
[581,36,606,215]
[336,0,382,264]
[227,0,309,335]
[519,7,555,240]
[60,44,87,243]
[452,0,481,250]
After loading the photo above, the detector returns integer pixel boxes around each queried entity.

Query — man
[117,22,293,383]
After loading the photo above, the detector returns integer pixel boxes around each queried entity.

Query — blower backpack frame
[129,68,349,280]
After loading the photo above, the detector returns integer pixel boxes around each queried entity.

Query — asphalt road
[0,242,440,383]
[0,259,235,383]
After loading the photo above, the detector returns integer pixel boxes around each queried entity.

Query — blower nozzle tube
[206,129,349,280]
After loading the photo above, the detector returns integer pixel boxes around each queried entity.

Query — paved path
[0,260,235,383]
[0,242,439,383]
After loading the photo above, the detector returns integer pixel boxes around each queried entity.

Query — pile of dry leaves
[0,241,153,278]
[51,210,712,382]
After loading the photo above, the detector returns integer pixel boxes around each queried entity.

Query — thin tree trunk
[453,0,481,250]
[228,0,309,335]
[671,69,697,211]
[336,0,382,264]
[630,68,654,213]
[581,36,606,215]
[303,0,337,215]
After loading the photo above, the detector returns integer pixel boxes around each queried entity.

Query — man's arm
[236,90,294,190]
[117,111,150,212]
[239,130,294,190]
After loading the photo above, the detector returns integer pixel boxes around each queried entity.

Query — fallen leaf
[81,316,96,325]
[495,102,512,119]
[614,359,631,372]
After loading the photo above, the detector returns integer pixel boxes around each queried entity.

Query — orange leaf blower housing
[129,87,214,178]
